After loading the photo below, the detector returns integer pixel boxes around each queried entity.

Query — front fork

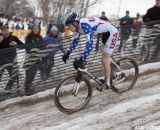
[72,71,82,96]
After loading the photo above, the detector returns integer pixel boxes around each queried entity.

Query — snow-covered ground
[0,69,160,130]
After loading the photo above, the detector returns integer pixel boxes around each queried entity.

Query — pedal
[99,79,110,90]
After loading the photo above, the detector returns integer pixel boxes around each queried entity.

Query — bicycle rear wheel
[54,75,92,114]
[111,57,139,93]
[139,44,149,64]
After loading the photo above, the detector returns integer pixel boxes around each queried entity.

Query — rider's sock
[105,77,111,89]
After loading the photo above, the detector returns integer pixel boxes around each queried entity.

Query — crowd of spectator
[0,21,65,95]
[94,0,160,56]
[0,15,44,30]
[0,25,24,91]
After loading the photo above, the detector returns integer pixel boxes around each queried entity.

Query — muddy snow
[0,69,160,130]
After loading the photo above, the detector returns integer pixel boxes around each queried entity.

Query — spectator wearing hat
[57,14,65,37]
[43,25,65,77]
[100,11,108,21]
[143,0,160,60]
[132,13,143,48]
[46,19,56,35]
[118,10,133,52]
[0,25,24,91]
[24,23,45,96]
[95,11,109,52]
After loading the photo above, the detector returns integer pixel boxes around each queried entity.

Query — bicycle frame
[77,58,122,85]
[78,68,103,85]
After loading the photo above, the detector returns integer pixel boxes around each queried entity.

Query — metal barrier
[0,20,160,101]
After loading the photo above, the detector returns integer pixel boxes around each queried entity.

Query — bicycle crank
[113,73,126,85]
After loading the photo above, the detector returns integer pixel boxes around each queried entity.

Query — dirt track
[0,71,160,130]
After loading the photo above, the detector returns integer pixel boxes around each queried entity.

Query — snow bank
[0,89,55,111]
[38,91,160,130]
[139,62,160,74]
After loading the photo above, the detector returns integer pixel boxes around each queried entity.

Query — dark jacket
[143,6,160,22]
[25,32,44,53]
[100,16,108,21]
[120,16,133,34]
[43,35,64,54]
[120,16,133,26]
[0,34,24,64]
[46,24,52,35]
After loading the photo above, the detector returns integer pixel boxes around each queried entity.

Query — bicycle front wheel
[54,75,92,114]
[111,57,139,93]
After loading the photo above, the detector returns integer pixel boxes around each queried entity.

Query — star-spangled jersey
[68,17,118,61]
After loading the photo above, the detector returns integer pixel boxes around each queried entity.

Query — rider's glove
[73,57,85,70]
[62,51,70,63]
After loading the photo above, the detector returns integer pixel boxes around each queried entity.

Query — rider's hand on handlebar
[62,51,70,63]
[73,58,85,70]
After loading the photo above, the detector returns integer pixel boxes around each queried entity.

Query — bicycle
[54,56,139,114]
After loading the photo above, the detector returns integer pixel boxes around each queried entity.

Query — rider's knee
[101,57,110,65]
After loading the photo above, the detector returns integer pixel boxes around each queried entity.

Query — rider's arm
[81,23,94,61]
[67,33,81,53]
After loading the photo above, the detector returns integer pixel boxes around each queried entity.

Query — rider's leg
[102,31,119,88]
[101,53,111,88]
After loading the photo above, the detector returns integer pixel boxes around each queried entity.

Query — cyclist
[62,11,119,89]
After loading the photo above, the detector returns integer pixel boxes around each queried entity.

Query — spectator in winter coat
[0,25,24,91]
[43,25,65,77]
[24,23,45,96]
[143,0,160,22]
[46,19,56,35]
[132,13,143,48]
[143,0,160,60]
[57,15,65,36]
[100,11,109,21]
[15,23,20,30]
[118,10,133,52]
[96,11,109,52]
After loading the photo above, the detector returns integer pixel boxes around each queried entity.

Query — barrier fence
[0,20,160,101]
